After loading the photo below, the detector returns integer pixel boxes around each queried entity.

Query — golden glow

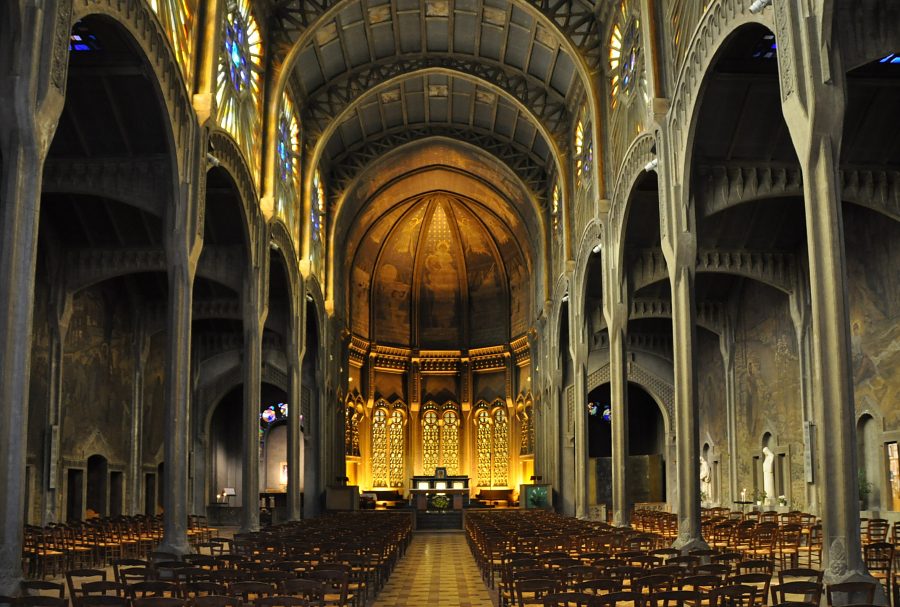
[492,408,509,486]
[389,409,405,487]
[441,409,460,475]
[475,403,509,487]
[476,408,492,487]
[422,409,440,474]
[372,408,388,487]
[216,0,263,184]
[422,406,460,475]
[149,0,194,85]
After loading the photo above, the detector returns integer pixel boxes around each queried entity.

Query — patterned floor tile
[371,532,497,606]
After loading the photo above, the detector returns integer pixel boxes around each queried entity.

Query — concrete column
[608,323,629,526]
[775,1,871,583]
[241,258,267,532]
[800,134,871,583]
[128,322,149,515]
[0,2,68,591]
[572,359,589,519]
[719,319,738,506]
[158,252,197,555]
[671,262,707,552]
[287,326,303,520]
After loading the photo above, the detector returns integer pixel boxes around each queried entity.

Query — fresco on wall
[142,333,166,466]
[349,200,416,339]
[732,281,804,507]
[372,204,427,345]
[456,204,507,346]
[416,200,463,347]
[476,209,530,337]
[844,206,900,431]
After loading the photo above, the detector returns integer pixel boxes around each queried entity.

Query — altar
[409,474,470,510]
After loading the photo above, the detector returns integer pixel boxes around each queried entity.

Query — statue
[699,456,712,504]
[762,446,776,505]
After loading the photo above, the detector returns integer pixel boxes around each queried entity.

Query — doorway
[86,454,108,517]
[66,468,84,521]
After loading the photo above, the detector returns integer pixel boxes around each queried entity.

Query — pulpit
[409,475,470,510]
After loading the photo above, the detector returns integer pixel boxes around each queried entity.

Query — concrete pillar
[287,318,303,520]
[572,359,589,519]
[0,1,68,592]
[670,262,707,552]
[241,247,268,532]
[158,249,198,555]
[608,323,629,526]
[775,1,873,585]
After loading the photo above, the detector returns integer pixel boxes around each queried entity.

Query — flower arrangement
[430,494,451,511]
[754,490,767,504]
[778,495,787,506]
[528,485,548,509]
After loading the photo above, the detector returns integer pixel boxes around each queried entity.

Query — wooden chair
[592,590,644,607]
[514,578,559,607]
[253,598,306,607]
[646,590,702,607]
[182,583,228,599]
[307,569,350,607]
[862,541,893,602]
[728,574,769,607]
[17,598,68,607]
[226,582,275,604]
[572,579,622,596]
[777,568,823,585]
[79,597,130,607]
[66,569,107,607]
[709,584,756,607]
[188,596,242,607]
[279,579,325,604]
[133,598,186,607]
[128,581,182,600]
[825,582,876,607]
[543,591,606,606]
[769,581,822,606]
[20,581,65,599]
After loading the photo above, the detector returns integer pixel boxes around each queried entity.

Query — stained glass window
[277,93,301,249]
[310,170,326,280]
[610,1,641,108]
[149,0,194,84]
[476,408,492,487]
[389,410,405,487]
[574,121,584,180]
[371,409,388,487]
[441,410,460,475]
[422,410,440,474]
[345,405,360,457]
[551,182,561,232]
[492,408,509,486]
[216,0,263,183]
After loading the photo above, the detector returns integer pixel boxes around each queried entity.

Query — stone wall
[845,205,900,431]
[732,281,804,508]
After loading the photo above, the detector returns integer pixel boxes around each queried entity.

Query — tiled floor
[372,532,497,607]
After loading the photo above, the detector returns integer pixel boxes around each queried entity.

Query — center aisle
[372,532,497,607]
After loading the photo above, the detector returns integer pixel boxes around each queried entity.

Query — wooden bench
[476,489,514,508]
[372,490,405,509]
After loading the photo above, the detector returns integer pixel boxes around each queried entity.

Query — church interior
[1,0,900,604]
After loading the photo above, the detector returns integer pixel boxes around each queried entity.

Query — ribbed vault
[348,190,532,349]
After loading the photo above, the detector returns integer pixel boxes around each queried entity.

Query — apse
[348,191,530,350]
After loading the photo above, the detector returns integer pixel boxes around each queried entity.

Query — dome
[348,191,531,349]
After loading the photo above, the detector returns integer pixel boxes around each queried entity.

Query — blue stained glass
[602,406,611,422]
[261,407,277,423]
[279,403,288,417]
[880,53,900,64]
